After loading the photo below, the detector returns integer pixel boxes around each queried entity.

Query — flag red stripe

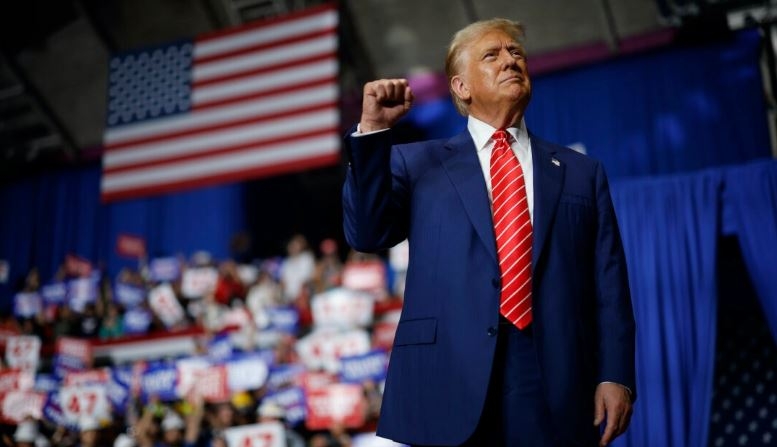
[193,51,336,88]
[106,100,336,151]
[104,127,338,174]
[101,152,340,203]
[194,29,335,66]
[195,3,337,44]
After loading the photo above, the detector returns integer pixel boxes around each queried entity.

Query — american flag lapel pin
[552,157,560,167]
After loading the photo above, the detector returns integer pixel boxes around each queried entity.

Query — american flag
[101,4,339,202]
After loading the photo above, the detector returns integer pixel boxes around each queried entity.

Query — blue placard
[35,373,60,393]
[207,334,233,362]
[13,292,41,318]
[264,386,306,426]
[266,364,305,392]
[140,363,178,402]
[114,283,146,309]
[339,349,388,384]
[266,306,299,334]
[107,367,131,413]
[123,307,152,335]
[53,354,86,379]
[148,257,181,282]
[67,276,99,312]
[41,282,67,305]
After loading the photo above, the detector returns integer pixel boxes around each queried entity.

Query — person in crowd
[279,234,315,304]
[342,17,635,447]
[214,261,246,306]
[99,302,125,340]
[75,417,102,447]
[256,401,305,447]
[312,239,343,294]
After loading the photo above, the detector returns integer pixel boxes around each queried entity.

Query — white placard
[226,355,269,392]
[296,329,371,373]
[311,288,374,329]
[5,335,41,371]
[223,421,285,447]
[237,264,259,286]
[59,384,111,423]
[0,391,44,423]
[181,267,219,299]
[176,356,211,397]
[148,283,185,327]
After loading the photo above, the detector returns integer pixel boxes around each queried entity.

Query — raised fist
[359,79,414,133]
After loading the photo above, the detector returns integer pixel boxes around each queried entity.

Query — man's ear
[450,75,470,103]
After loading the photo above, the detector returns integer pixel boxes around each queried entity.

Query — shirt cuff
[599,381,633,397]
[352,124,391,137]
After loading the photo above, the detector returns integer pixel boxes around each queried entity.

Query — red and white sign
[194,365,230,403]
[64,368,111,387]
[305,383,366,430]
[5,336,41,371]
[181,267,219,299]
[0,391,45,424]
[176,356,210,398]
[116,234,147,258]
[0,369,34,392]
[312,288,374,329]
[59,384,111,423]
[57,337,93,365]
[342,261,387,293]
[65,254,92,277]
[223,421,285,447]
[298,371,336,392]
[148,283,185,327]
[296,329,371,373]
[372,321,399,352]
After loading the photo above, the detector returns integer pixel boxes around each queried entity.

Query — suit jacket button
[491,278,500,288]
[487,327,497,337]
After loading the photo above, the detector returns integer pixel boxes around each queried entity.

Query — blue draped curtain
[611,171,721,447]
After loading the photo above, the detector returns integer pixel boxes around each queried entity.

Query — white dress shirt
[467,115,534,223]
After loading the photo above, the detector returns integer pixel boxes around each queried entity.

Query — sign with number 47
[223,421,285,447]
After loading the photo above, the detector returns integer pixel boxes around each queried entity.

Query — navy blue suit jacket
[342,127,636,446]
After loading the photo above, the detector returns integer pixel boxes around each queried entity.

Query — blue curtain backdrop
[610,171,721,447]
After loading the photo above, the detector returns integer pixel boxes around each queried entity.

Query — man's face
[453,29,531,119]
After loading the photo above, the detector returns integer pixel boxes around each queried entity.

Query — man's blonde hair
[445,18,526,115]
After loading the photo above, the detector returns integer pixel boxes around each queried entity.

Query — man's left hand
[594,382,633,446]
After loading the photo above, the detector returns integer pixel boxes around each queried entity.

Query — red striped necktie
[490,129,533,329]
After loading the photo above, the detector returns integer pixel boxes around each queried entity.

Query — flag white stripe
[193,36,336,82]
[105,109,337,168]
[102,134,339,192]
[192,58,337,104]
[194,11,337,59]
[105,84,337,145]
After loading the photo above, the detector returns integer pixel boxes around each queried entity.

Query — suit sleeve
[593,160,637,401]
[342,127,410,253]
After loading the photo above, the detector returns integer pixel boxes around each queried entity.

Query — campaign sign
[175,356,211,398]
[264,386,306,426]
[43,391,70,428]
[342,260,387,292]
[224,421,285,447]
[34,373,59,393]
[226,353,269,392]
[0,369,34,392]
[0,390,45,424]
[59,384,111,424]
[193,365,230,403]
[208,334,234,362]
[339,350,388,384]
[148,283,185,328]
[305,383,367,430]
[312,288,374,329]
[5,335,41,371]
[123,307,152,334]
[266,306,299,334]
[181,267,218,299]
[298,371,336,392]
[266,364,306,392]
[64,368,110,387]
[13,292,42,318]
[372,321,399,352]
[114,282,146,309]
[65,254,92,277]
[67,276,99,312]
[140,363,178,402]
[296,329,372,373]
[116,233,146,258]
[41,282,67,305]
[353,433,408,447]
[107,367,131,414]
[56,337,92,370]
[237,264,259,286]
[149,257,181,283]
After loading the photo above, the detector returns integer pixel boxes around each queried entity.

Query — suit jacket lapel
[530,134,564,271]
[439,131,498,264]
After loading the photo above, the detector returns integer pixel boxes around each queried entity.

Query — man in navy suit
[342,18,635,447]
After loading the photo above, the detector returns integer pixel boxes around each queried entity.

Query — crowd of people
[0,234,409,447]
